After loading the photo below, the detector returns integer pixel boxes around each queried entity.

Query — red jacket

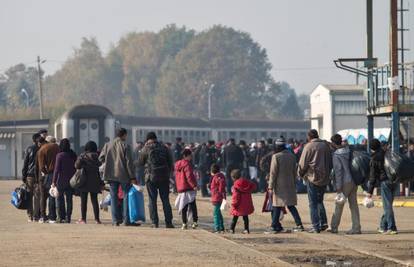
[175,159,197,193]
[210,173,226,204]
[230,178,257,216]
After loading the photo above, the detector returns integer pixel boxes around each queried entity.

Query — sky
[1,0,413,94]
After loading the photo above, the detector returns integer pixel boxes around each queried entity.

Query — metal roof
[0,119,49,127]
[320,84,365,92]
[116,115,209,128]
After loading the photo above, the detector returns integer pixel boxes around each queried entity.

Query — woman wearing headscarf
[75,141,104,224]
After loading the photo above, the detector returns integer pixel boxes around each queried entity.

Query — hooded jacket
[138,141,173,183]
[76,152,104,193]
[175,159,197,193]
[298,138,333,187]
[230,178,257,216]
[332,146,353,190]
[22,144,38,180]
[367,148,388,194]
[210,172,226,204]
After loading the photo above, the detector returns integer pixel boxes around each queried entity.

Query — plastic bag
[350,150,370,185]
[220,199,228,211]
[262,191,273,213]
[384,151,414,183]
[132,184,144,193]
[49,186,59,198]
[99,193,111,211]
[128,186,146,223]
[362,197,374,208]
[335,192,346,205]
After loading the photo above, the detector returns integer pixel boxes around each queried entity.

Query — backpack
[148,143,169,183]
[11,184,29,210]
[348,149,370,186]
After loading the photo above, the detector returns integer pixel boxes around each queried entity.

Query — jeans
[200,172,210,197]
[307,182,328,231]
[109,182,131,225]
[258,171,268,193]
[56,187,73,222]
[231,216,249,232]
[39,174,56,221]
[380,180,397,231]
[182,200,198,224]
[213,203,224,231]
[225,167,236,194]
[271,206,303,231]
[330,181,361,232]
[80,192,99,221]
[146,180,173,226]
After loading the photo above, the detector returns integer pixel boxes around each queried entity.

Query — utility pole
[37,56,45,119]
[367,0,374,152]
[208,84,215,120]
[390,0,400,153]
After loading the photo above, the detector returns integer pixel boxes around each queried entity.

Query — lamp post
[207,83,215,121]
[37,56,46,119]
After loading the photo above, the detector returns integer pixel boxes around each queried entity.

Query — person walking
[36,136,60,223]
[298,129,332,233]
[367,139,398,235]
[22,133,41,222]
[230,169,256,234]
[210,164,226,233]
[52,138,77,223]
[76,141,104,224]
[268,138,304,233]
[329,134,361,234]
[256,140,269,193]
[198,140,216,197]
[138,132,174,228]
[223,138,244,194]
[174,149,198,230]
[99,128,136,226]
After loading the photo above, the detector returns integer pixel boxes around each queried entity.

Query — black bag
[384,151,414,183]
[70,168,87,189]
[148,144,169,183]
[349,150,370,186]
[11,184,29,210]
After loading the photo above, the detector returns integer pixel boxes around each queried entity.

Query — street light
[205,82,215,120]
[20,88,29,108]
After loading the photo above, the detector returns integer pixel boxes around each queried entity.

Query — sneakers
[242,230,250,234]
[377,228,385,234]
[166,224,175,229]
[151,224,159,228]
[191,222,198,229]
[384,230,398,235]
[38,218,45,224]
[320,225,329,232]
[346,230,362,235]
[76,219,86,224]
[308,228,321,234]
[293,225,305,232]
[48,220,56,224]
[327,228,338,234]
[181,224,188,230]
[95,220,102,225]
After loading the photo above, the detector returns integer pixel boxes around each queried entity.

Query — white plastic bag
[49,186,59,198]
[99,193,111,211]
[132,184,144,193]
[220,199,228,211]
[335,192,346,205]
[363,196,374,208]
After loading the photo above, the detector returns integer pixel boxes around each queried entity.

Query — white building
[310,84,389,140]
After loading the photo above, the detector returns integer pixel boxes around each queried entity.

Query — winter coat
[230,178,256,216]
[138,141,173,183]
[171,142,183,163]
[36,143,60,176]
[198,145,216,173]
[367,148,388,195]
[52,151,77,190]
[332,146,353,190]
[175,159,197,193]
[268,150,297,207]
[223,144,244,169]
[22,144,38,179]
[256,147,269,172]
[298,138,333,187]
[75,152,104,193]
[210,172,226,205]
[99,137,135,183]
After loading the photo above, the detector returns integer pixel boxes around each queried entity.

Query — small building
[310,84,389,140]
[0,119,49,178]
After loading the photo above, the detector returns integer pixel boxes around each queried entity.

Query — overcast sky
[1,0,413,94]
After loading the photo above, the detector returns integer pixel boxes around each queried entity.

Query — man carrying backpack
[329,134,361,235]
[138,132,174,228]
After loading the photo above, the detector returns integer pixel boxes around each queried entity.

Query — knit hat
[275,137,286,146]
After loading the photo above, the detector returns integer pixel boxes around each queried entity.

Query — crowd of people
[21,127,399,235]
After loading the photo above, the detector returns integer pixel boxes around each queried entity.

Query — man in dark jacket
[138,132,174,228]
[171,137,183,164]
[367,139,397,234]
[198,140,216,197]
[22,133,41,222]
[256,140,269,193]
[223,138,244,194]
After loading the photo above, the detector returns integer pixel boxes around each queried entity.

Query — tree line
[0,24,308,121]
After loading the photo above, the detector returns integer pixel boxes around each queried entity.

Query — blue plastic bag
[128,186,145,223]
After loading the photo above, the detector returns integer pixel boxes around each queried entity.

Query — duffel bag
[11,184,29,210]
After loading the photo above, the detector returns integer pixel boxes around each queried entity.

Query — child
[210,164,226,233]
[230,169,257,234]
[174,149,198,230]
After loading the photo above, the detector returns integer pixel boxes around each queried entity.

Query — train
[54,104,310,153]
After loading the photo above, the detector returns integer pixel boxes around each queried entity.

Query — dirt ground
[1,180,413,267]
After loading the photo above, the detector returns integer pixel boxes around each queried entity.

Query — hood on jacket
[233,178,255,193]
[334,146,350,159]
[175,159,191,172]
